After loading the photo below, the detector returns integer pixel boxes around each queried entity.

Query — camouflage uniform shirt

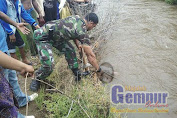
[35,15,91,47]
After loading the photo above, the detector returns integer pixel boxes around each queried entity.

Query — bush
[41,82,112,118]
[165,0,177,4]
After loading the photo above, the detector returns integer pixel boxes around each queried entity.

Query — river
[94,0,177,118]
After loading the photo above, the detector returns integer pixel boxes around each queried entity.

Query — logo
[111,85,169,107]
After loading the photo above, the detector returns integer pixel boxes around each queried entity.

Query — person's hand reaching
[16,23,30,35]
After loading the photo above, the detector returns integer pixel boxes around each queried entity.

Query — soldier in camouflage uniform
[30,13,101,91]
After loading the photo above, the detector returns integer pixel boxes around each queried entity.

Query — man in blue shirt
[0,0,40,65]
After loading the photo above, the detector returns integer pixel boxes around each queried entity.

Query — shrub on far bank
[165,0,177,4]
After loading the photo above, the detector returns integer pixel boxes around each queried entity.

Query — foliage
[165,0,177,4]
[35,88,45,111]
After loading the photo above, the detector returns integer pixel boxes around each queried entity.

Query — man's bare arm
[32,0,43,18]
[0,11,30,34]
[0,11,21,28]
[74,39,82,50]
[83,45,99,70]
[0,51,34,77]
[32,0,45,26]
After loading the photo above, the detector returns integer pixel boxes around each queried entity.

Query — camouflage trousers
[33,29,78,80]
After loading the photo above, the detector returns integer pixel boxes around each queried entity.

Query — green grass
[36,80,115,118]
[165,0,177,4]
[35,88,45,111]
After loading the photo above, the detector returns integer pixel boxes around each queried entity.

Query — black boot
[72,68,90,82]
[72,68,81,81]
[30,79,40,92]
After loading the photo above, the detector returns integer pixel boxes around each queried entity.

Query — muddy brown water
[95,0,177,118]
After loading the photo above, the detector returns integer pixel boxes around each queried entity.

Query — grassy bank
[165,0,177,4]
[34,51,117,118]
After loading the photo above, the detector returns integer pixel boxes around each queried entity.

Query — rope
[66,100,74,117]
[25,72,29,116]
[78,99,91,118]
